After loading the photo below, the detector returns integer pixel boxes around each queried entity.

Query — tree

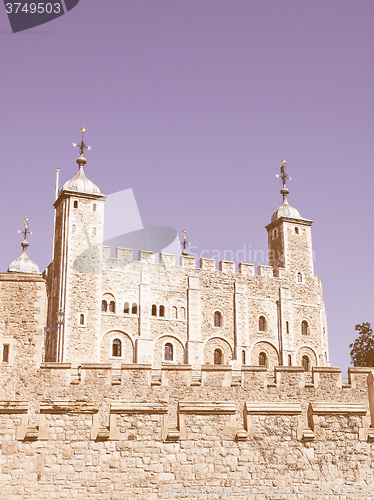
[349,322,374,367]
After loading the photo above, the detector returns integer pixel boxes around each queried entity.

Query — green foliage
[349,322,374,367]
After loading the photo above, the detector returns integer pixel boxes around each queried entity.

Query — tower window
[302,355,310,371]
[92,227,97,238]
[112,339,122,357]
[297,272,303,283]
[214,311,222,327]
[101,300,108,312]
[288,354,292,366]
[124,302,130,314]
[2,344,9,363]
[131,303,138,315]
[286,321,289,334]
[171,306,178,319]
[73,200,78,209]
[258,316,267,332]
[159,305,165,317]
[242,350,246,365]
[93,203,97,212]
[180,307,186,320]
[214,348,223,365]
[164,343,173,361]
[301,320,309,336]
[109,301,116,313]
[259,352,267,367]
[273,228,278,239]
[295,227,299,234]
[72,224,76,235]
[151,304,157,316]
[79,314,85,325]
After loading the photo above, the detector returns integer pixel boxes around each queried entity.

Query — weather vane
[181,228,190,255]
[72,126,91,157]
[276,158,291,189]
[18,217,31,240]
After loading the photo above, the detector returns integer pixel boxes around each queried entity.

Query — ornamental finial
[181,228,190,256]
[17,217,32,249]
[72,126,91,159]
[275,159,292,204]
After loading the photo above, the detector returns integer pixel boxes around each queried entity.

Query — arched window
[180,307,186,320]
[123,302,130,314]
[302,355,310,371]
[93,203,97,212]
[242,350,246,365]
[258,316,266,332]
[259,352,267,367]
[288,354,292,366]
[295,227,299,234]
[151,304,157,316]
[112,339,122,357]
[132,303,138,315]
[297,272,303,283]
[109,301,116,313]
[92,227,97,237]
[79,314,85,325]
[73,200,78,209]
[214,348,223,365]
[159,305,165,317]
[214,311,222,327]
[301,320,309,335]
[101,300,107,312]
[171,306,178,319]
[164,343,173,361]
[286,321,289,334]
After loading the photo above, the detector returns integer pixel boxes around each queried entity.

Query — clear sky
[0,0,373,374]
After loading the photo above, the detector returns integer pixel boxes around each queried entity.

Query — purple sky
[0,0,373,373]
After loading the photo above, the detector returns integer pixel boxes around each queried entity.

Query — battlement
[102,246,288,279]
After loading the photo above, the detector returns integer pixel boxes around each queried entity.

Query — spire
[8,218,40,274]
[276,158,291,205]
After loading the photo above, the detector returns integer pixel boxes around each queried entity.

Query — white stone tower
[45,127,106,364]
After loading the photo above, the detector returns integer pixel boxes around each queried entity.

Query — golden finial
[182,228,189,255]
[18,217,31,240]
[276,158,292,189]
[72,126,91,157]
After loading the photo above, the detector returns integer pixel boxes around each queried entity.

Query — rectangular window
[2,344,9,363]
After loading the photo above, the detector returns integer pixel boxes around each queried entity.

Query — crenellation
[200,257,216,271]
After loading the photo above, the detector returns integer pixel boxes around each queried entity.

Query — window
[92,227,97,238]
[214,311,222,327]
[301,320,309,335]
[286,321,289,334]
[151,304,157,316]
[123,302,130,314]
[79,314,85,325]
[288,354,292,366]
[297,272,303,283]
[214,348,223,365]
[72,224,76,235]
[180,307,186,320]
[73,200,78,209]
[159,305,165,317]
[93,203,97,212]
[101,300,107,312]
[259,352,267,367]
[258,316,266,332]
[302,355,310,371]
[164,343,173,361]
[295,227,299,234]
[242,350,246,365]
[171,306,178,319]
[273,228,278,239]
[112,339,122,357]
[109,301,116,313]
[2,344,9,363]
[131,303,138,315]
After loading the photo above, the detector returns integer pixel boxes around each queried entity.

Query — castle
[1,132,373,499]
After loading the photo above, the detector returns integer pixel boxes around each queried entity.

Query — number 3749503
[5,3,62,14]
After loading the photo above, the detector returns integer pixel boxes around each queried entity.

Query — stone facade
[1,154,373,499]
